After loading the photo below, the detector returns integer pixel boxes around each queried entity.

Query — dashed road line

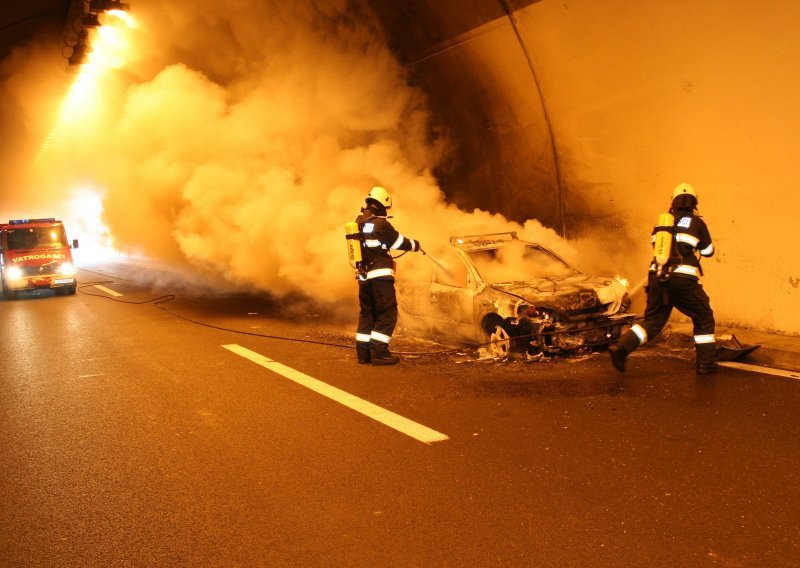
[93,284,123,297]
[719,361,800,380]
[222,343,449,444]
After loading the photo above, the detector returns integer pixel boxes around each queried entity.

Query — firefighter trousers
[640,273,715,341]
[356,277,398,356]
[615,272,717,370]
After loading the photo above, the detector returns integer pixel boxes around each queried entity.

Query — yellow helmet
[672,182,697,201]
[367,186,392,209]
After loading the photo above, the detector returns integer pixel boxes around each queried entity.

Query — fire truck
[0,218,79,299]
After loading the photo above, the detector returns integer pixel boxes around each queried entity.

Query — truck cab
[0,218,79,300]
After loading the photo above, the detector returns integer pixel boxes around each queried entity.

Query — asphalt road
[1,262,799,567]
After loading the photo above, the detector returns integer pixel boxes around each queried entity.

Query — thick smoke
[2,0,570,307]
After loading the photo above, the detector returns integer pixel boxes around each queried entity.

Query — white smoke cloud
[3,0,568,308]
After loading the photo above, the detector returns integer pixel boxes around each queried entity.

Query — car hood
[488,274,627,315]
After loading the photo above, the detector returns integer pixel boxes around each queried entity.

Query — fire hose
[76,267,642,357]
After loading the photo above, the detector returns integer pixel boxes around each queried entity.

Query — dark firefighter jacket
[649,210,714,279]
[356,206,419,281]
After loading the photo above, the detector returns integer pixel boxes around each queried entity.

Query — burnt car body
[396,232,635,356]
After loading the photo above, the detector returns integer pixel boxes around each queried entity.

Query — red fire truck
[0,218,79,299]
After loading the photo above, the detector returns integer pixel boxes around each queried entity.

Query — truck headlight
[60,263,75,276]
[6,266,23,281]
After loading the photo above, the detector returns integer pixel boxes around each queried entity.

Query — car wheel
[489,325,512,358]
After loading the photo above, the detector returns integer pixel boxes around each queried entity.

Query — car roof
[449,231,579,272]
[449,232,520,251]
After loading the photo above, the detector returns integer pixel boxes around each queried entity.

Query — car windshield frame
[465,243,578,285]
[5,226,69,251]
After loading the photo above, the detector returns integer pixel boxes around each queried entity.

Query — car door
[423,247,477,343]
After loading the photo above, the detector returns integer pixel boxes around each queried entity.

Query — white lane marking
[719,361,800,380]
[222,344,449,444]
[93,284,123,297]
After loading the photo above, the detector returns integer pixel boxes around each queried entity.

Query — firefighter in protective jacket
[354,186,422,365]
[609,183,718,374]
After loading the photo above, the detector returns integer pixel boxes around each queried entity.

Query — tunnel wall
[373,0,800,335]
[370,0,563,233]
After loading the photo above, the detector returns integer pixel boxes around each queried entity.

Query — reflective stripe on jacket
[356,208,418,281]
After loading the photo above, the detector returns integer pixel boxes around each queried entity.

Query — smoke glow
[2,0,567,309]
[468,240,576,284]
[5,1,793,333]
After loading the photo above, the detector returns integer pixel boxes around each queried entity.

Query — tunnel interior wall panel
[373,0,799,334]
[407,18,561,230]
[513,0,800,334]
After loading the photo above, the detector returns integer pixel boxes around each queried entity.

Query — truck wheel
[2,283,16,300]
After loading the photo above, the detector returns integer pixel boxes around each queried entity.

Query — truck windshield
[6,226,68,250]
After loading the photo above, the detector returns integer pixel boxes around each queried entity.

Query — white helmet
[366,186,392,209]
[672,182,698,201]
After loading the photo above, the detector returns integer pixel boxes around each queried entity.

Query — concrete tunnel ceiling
[0,0,798,335]
[369,0,563,234]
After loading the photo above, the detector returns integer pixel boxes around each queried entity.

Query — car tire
[481,315,512,358]
[489,324,512,358]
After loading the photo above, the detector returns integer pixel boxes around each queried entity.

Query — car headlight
[6,266,23,280]
[519,304,552,322]
[60,263,75,276]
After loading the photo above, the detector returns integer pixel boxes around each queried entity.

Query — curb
[665,322,800,372]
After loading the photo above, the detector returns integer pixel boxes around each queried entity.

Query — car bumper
[527,316,635,354]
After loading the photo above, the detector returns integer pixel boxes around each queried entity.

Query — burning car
[396,232,635,357]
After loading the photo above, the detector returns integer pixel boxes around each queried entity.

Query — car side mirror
[72,239,79,249]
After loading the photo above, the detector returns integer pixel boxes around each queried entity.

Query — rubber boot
[608,331,641,373]
[371,341,399,365]
[356,342,371,364]
[695,342,719,375]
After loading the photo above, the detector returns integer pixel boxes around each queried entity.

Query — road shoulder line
[719,361,800,380]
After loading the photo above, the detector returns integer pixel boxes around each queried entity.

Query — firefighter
[609,182,718,374]
[354,186,422,365]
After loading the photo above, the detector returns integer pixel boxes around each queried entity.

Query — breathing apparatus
[344,186,392,277]
[344,221,362,270]
[344,219,423,278]
[653,183,698,281]
[652,212,675,280]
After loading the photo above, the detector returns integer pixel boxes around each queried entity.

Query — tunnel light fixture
[82,12,102,28]
[88,0,130,13]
